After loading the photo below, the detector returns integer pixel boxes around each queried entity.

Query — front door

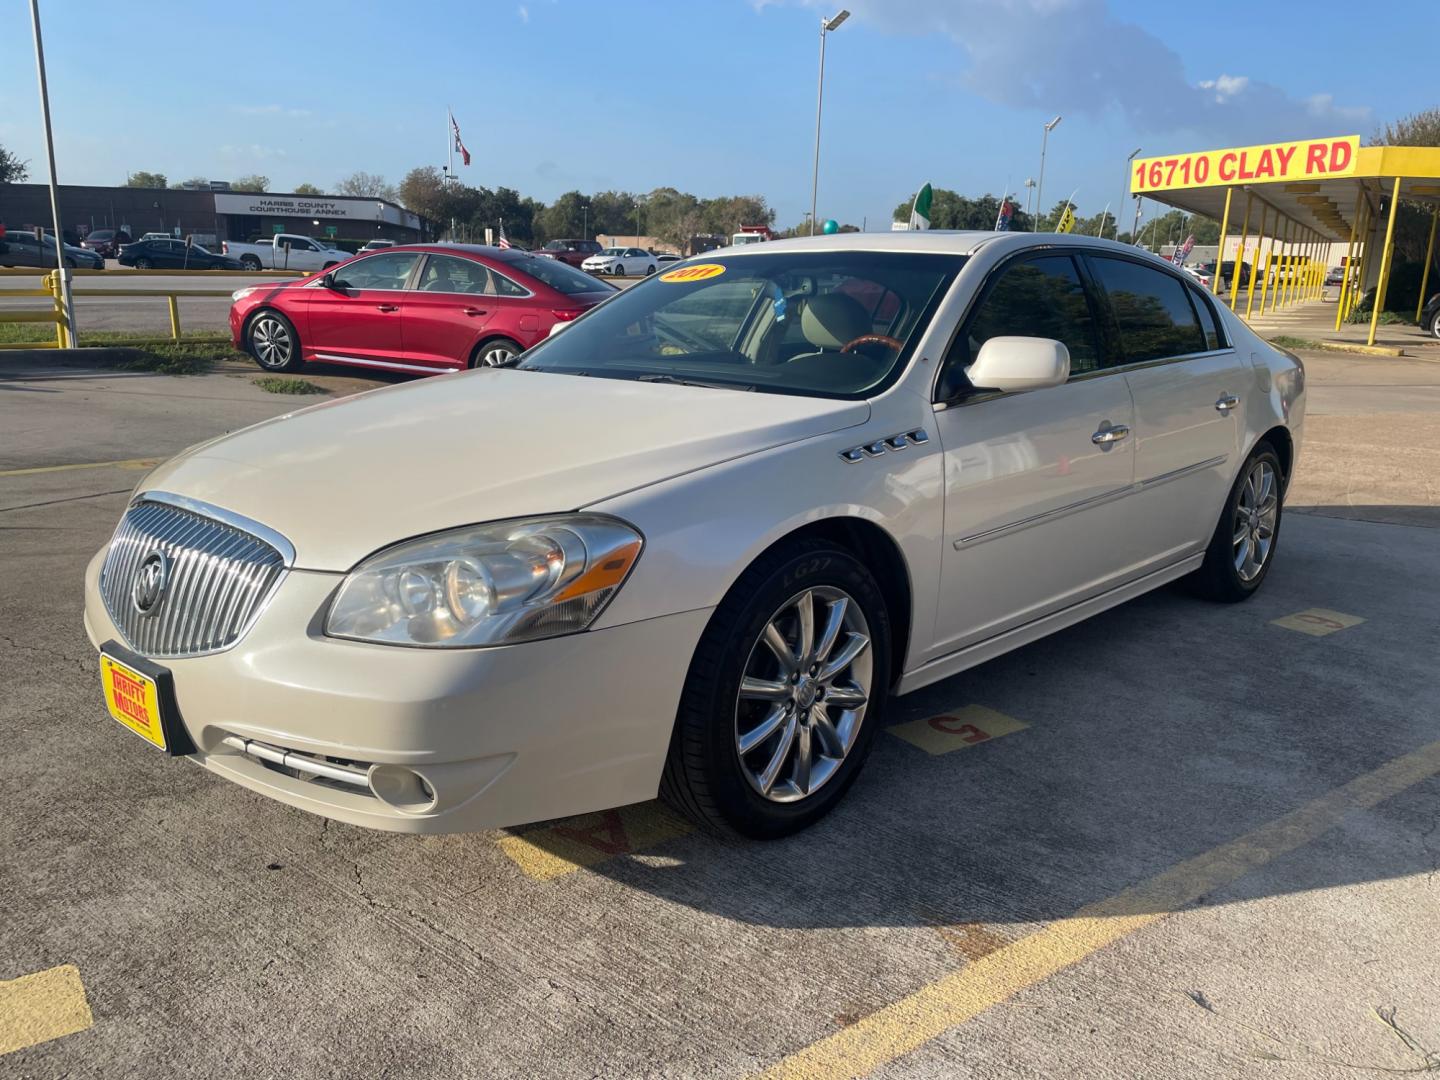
[1084,254,1247,567]
[304,250,420,368]
[931,252,1139,657]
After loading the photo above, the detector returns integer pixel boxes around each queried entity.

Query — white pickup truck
[221,233,351,272]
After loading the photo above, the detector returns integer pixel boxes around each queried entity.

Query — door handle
[375,303,399,313]
[462,307,488,317]
[1215,393,1239,413]
[1091,424,1130,445]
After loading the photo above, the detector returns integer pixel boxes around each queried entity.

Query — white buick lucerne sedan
[85,232,1304,839]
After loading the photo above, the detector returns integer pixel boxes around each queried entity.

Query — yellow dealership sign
[1130,135,1360,194]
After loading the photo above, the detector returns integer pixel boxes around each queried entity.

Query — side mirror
[966,336,1070,393]
[323,272,345,290]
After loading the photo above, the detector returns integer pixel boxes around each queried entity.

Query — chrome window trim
[136,490,295,567]
[1067,346,1239,382]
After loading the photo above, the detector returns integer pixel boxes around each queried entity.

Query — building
[0,184,428,250]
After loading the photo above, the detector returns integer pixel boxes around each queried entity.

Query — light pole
[1119,147,1141,240]
[810,9,850,236]
[1023,178,1036,226]
[28,0,75,346]
[581,201,589,241]
[1035,115,1061,231]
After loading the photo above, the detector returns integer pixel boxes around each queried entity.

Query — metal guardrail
[0,266,306,349]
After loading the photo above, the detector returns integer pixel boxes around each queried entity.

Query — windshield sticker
[766,280,787,322]
[659,263,726,283]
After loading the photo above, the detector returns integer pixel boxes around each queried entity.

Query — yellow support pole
[1415,209,1437,324]
[1336,192,1362,330]
[1264,218,1284,314]
[1312,232,1323,299]
[1368,176,1403,347]
[166,295,182,340]
[1212,187,1233,296]
[1245,203,1267,321]
[1306,233,1315,300]
[1229,191,1252,309]
[1348,198,1371,322]
[1277,219,1293,309]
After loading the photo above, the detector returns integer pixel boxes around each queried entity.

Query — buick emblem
[132,551,171,616]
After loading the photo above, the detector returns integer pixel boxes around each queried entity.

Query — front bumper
[84,547,711,834]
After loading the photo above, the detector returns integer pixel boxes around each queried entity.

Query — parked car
[0,230,104,270]
[117,239,245,271]
[582,246,658,277]
[1324,268,1344,288]
[359,239,396,253]
[1201,261,1251,294]
[536,239,603,268]
[1422,292,1440,338]
[81,228,132,258]
[93,232,1303,840]
[139,232,173,242]
[222,233,351,272]
[1180,264,1212,288]
[656,253,683,265]
[229,243,617,374]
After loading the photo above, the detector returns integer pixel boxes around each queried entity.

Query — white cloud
[770,0,1370,142]
[518,4,529,22]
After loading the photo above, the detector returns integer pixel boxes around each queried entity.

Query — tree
[892,188,1033,233]
[0,144,28,184]
[335,171,398,202]
[231,174,269,193]
[397,166,449,220]
[123,171,167,188]
[292,182,324,196]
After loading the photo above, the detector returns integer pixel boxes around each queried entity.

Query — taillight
[550,308,584,321]
[221,241,229,253]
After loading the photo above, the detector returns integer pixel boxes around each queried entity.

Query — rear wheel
[240,254,262,271]
[470,337,522,368]
[645,264,656,276]
[246,310,302,372]
[1188,443,1283,602]
[1430,310,1440,339]
[133,257,152,270]
[661,539,890,838]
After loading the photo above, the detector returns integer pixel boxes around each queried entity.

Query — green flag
[909,183,933,231]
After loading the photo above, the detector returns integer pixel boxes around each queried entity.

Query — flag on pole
[994,197,1016,232]
[450,111,471,166]
[1056,204,1077,234]
[909,183,933,231]
[1172,233,1195,265]
[497,220,511,249]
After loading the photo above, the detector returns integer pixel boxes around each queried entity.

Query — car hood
[139,369,869,570]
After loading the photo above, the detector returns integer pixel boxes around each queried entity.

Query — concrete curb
[0,348,153,368]
[1266,338,1407,358]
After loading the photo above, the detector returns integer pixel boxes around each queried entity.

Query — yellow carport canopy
[1129,137,1440,343]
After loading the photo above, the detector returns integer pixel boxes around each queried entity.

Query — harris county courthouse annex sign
[1130,135,1359,194]
[212,192,418,228]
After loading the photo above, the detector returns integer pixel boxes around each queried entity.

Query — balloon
[822,219,840,234]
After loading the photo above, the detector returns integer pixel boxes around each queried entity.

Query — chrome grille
[100,495,291,658]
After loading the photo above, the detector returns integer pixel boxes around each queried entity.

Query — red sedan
[229,244,617,375]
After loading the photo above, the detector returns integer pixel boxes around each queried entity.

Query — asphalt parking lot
[2,350,1438,1078]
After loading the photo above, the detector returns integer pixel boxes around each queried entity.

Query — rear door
[930,252,1140,656]
[403,252,532,368]
[304,250,420,369]
[1084,254,1247,567]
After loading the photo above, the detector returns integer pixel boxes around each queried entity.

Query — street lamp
[28,0,76,346]
[1119,147,1141,240]
[809,9,850,236]
[1023,178,1036,226]
[1035,115,1061,231]
[581,200,589,241]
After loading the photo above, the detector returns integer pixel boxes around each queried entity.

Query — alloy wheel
[1233,459,1278,582]
[479,342,517,367]
[734,586,872,803]
[250,316,293,369]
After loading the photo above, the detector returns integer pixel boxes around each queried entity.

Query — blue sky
[0,0,1431,228]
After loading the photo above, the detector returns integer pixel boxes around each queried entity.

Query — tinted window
[940,255,1098,399]
[331,251,419,291]
[503,252,611,296]
[1090,257,1207,363]
[519,250,960,399]
[1191,289,1222,350]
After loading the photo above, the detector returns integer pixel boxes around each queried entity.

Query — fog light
[368,764,438,814]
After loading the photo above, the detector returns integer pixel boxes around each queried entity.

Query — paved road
[1,352,1436,1078]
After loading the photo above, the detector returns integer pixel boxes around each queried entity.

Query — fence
[0,266,306,350]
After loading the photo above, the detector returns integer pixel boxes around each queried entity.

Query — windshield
[518,250,962,399]
[503,252,615,296]
[600,248,623,256]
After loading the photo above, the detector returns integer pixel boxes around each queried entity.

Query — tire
[246,310,303,372]
[1188,443,1284,602]
[660,539,891,839]
[612,265,625,277]
[134,257,152,270]
[645,264,656,276]
[470,337,523,368]
[240,255,262,272]
[63,258,76,269]
[1430,311,1440,340]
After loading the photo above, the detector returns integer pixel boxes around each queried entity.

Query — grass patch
[0,324,243,373]
[1268,335,1324,351]
[253,376,326,395]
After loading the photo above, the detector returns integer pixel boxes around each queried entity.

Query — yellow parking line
[498,802,693,881]
[750,738,1440,1080]
[0,964,93,1056]
[0,458,158,478]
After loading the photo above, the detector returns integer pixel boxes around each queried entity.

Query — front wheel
[133,257,152,270]
[1430,311,1440,340]
[246,310,302,372]
[1188,443,1284,602]
[661,540,890,838]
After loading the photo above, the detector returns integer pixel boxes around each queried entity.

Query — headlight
[231,287,257,302]
[325,515,643,648]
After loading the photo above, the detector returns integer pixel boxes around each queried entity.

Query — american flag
[450,111,471,167]
[497,222,511,250]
